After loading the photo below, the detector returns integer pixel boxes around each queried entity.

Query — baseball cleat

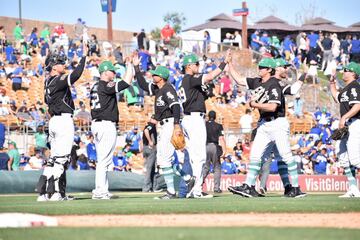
[185,176,196,194]
[228,184,255,198]
[154,191,177,200]
[36,194,48,202]
[339,185,360,198]
[92,193,112,200]
[251,186,265,197]
[284,186,307,198]
[191,192,213,199]
[49,192,65,201]
[284,184,292,196]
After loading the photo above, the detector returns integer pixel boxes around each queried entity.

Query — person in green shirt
[34,125,48,152]
[40,25,51,42]
[7,141,20,171]
[13,21,24,49]
[123,85,141,106]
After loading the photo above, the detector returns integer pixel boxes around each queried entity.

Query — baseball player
[36,49,86,201]
[180,51,231,198]
[133,55,194,199]
[90,60,133,200]
[227,58,304,197]
[329,62,360,198]
[202,110,226,193]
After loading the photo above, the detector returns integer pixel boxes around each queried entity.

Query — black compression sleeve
[69,56,86,84]
[171,104,181,124]
[219,62,226,71]
[134,65,149,91]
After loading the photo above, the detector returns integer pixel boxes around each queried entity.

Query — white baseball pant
[337,119,360,168]
[156,118,175,168]
[91,120,117,195]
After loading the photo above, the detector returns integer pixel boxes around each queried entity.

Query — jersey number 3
[90,92,101,109]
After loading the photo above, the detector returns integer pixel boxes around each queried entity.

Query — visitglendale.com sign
[203,175,360,192]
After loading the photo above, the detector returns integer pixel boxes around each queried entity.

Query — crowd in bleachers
[0,19,357,179]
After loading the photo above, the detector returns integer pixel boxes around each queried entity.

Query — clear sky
[0,0,358,32]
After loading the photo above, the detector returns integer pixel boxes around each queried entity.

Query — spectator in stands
[137,29,146,50]
[34,124,47,152]
[239,109,253,137]
[219,73,232,101]
[250,30,262,51]
[13,21,24,51]
[318,107,331,125]
[86,132,97,163]
[7,141,20,171]
[312,147,329,175]
[233,139,243,158]
[223,32,233,45]
[0,101,9,116]
[0,62,6,77]
[320,124,332,144]
[0,122,5,149]
[0,26,6,54]
[331,33,340,60]
[293,93,304,118]
[39,38,49,60]
[0,147,9,170]
[138,47,151,71]
[75,102,92,125]
[307,31,320,62]
[5,42,15,63]
[241,138,251,160]
[73,18,84,41]
[321,33,333,72]
[340,35,352,67]
[221,155,237,174]
[10,61,23,91]
[40,24,50,42]
[350,35,360,63]
[8,100,17,115]
[113,44,123,64]
[124,84,142,107]
[28,27,39,48]
[24,149,44,170]
[125,127,142,155]
[88,34,100,57]
[260,32,270,47]
[161,24,175,44]
[283,35,295,61]
[148,35,156,57]
[0,88,9,105]
[203,31,211,53]
[234,31,242,49]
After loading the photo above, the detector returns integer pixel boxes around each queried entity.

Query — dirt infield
[57,213,360,229]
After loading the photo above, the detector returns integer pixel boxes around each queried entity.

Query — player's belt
[184,112,206,118]
[159,117,174,125]
[51,113,73,117]
[259,116,277,122]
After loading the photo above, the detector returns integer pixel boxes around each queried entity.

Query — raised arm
[329,75,339,103]
[202,49,231,84]
[228,62,247,86]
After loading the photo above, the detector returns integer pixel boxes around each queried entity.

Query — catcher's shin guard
[47,176,56,195]
[36,175,47,195]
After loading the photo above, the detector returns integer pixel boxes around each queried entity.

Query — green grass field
[0,192,359,240]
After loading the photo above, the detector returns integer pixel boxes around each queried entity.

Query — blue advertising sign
[233,8,249,16]
[101,0,117,13]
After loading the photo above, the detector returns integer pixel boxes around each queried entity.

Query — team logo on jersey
[340,92,349,102]
[166,92,175,100]
[271,89,279,98]
[107,82,116,87]
[156,96,165,106]
[351,88,358,98]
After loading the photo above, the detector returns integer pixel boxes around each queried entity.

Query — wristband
[219,62,226,71]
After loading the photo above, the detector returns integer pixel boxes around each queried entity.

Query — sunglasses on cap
[191,62,199,66]
[344,68,352,73]
[258,66,270,70]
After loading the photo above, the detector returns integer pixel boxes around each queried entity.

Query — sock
[277,161,291,187]
[161,167,175,195]
[344,166,357,187]
[245,161,261,186]
[287,160,299,187]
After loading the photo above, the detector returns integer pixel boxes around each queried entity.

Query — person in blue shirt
[307,31,320,62]
[320,124,332,144]
[283,35,295,61]
[250,30,262,51]
[312,148,328,175]
[68,43,76,61]
[350,35,360,63]
[5,42,15,62]
[221,155,237,174]
[86,132,97,162]
[138,48,151,72]
[0,122,5,149]
[77,155,90,170]
[40,38,49,57]
[29,27,39,47]
[76,44,84,58]
[260,32,270,47]
[11,62,23,91]
[125,127,143,155]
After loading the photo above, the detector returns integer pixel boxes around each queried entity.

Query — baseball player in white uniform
[179,51,231,198]
[36,50,86,201]
[90,60,133,200]
[228,58,305,197]
[329,62,360,198]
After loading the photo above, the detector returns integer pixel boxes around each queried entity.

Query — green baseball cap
[149,66,170,80]
[344,62,360,75]
[183,54,199,66]
[8,141,17,148]
[99,61,116,74]
[258,58,276,69]
[275,58,291,68]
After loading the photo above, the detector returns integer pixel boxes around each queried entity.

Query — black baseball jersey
[206,120,224,144]
[180,74,207,114]
[45,57,86,116]
[90,80,129,122]
[135,68,180,121]
[142,122,157,146]
[337,80,360,119]
[247,77,285,118]
[246,77,292,95]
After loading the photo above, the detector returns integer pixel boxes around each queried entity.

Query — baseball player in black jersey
[36,49,87,201]
[133,55,194,199]
[329,62,360,198]
[227,58,304,198]
[202,110,226,193]
[90,60,133,200]
[179,51,231,198]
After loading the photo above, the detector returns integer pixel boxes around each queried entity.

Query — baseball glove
[171,125,186,150]
[331,127,349,140]
[250,86,267,103]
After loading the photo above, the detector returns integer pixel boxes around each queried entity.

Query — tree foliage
[163,12,187,34]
